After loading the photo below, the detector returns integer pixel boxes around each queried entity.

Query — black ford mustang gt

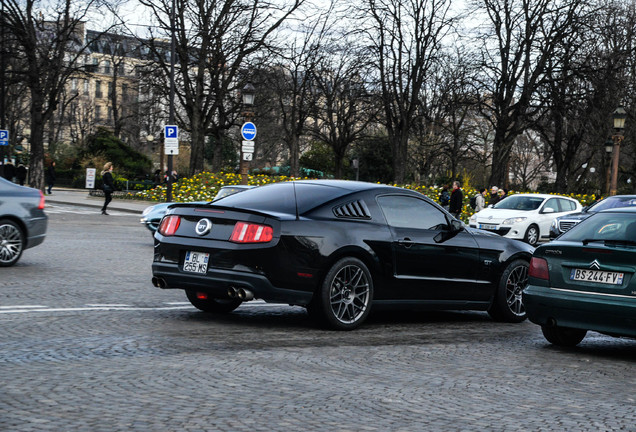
[152,180,533,330]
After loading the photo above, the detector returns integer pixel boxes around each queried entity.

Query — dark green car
[524,208,636,346]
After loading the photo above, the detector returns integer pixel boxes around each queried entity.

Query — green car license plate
[570,268,624,285]
[183,251,209,274]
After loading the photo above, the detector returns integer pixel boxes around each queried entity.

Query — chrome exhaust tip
[227,286,239,298]
[237,288,254,301]
[152,277,167,288]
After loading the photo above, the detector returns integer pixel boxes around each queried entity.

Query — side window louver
[333,200,371,219]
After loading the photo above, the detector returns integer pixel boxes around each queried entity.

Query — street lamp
[239,82,255,185]
[610,106,627,196]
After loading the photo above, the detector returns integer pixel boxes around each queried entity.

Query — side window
[560,199,576,211]
[543,198,559,213]
[377,195,448,230]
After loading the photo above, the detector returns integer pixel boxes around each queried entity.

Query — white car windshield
[493,195,544,211]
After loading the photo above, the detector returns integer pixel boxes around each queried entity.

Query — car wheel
[0,219,25,267]
[524,224,539,246]
[315,257,373,330]
[185,291,242,313]
[541,325,587,347]
[488,259,528,323]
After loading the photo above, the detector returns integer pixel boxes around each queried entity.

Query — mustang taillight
[38,191,45,209]
[529,257,550,281]
[158,215,181,236]
[230,221,273,243]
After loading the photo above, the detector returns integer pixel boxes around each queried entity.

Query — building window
[108,81,113,98]
[104,60,111,74]
[83,80,89,95]
[95,80,102,98]
[95,105,102,121]
[122,83,128,101]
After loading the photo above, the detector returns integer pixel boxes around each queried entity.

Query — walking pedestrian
[488,186,499,206]
[101,162,115,215]
[45,161,56,194]
[475,188,487,212]
[16,164,27,186]
[449,180,463,220]
[439,185,451,210]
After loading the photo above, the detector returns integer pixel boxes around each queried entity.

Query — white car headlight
[141,206,153,217]
[551,219,558,228]
[502,217,527,224]
[469,215,477,223]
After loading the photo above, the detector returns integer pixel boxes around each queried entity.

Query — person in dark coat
[448,180,463,220]
[16,164,27,186]
[45,161,56,194]
[101,162,115,215]
[3,161,16,181]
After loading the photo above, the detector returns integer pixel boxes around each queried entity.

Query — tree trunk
[288,135,300,178]
[28,99,46,191]
[189,126,205,176]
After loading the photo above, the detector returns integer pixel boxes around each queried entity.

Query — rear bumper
[152,261,314,306]
[26,216,47,250]
[524,284,636,337]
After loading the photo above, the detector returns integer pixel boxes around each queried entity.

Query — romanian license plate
[479,224,498,230]
[183,251,209,274]
[570,268,624,285]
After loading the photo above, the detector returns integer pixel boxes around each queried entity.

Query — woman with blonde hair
[101,162,115,215]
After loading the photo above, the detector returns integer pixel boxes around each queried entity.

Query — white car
[468,193,582,245]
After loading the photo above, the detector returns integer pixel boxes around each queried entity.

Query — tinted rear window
[212,182,352,215]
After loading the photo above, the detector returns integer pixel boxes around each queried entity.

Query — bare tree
[139,0,304,176]
[470,0,585,188]
[262,10,331,177]
[362,0,454,184]
[309,36,377,179]
[3,0,110,190]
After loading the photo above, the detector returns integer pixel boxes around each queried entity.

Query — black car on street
[152,180,533,330]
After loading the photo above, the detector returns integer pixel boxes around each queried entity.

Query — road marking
[0,305,48,309]
[45,204,133,216]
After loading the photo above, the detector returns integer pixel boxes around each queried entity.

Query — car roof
[292,179,401,192]
[598,207,636,214]
[509,193,576,200]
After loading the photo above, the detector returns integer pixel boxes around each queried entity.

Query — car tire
[314,257,374,330]
[185,290,242,313]
[541,325,587,347]
[488,259,528,323]
[524,224,539,246]
[0,219,25,267]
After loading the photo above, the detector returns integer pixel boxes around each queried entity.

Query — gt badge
[195,218,212,236]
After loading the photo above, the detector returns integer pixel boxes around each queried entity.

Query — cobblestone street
[2,207,635,431]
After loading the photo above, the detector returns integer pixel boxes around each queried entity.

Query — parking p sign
[0,130,8,146]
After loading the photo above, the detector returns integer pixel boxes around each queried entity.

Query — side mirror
[541,208,555,214]
[450,219,464,232]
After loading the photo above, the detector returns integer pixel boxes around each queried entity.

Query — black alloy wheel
[185,291,242,313]
[313,257,374,330]
[541,325,587,347]
[488,259,529,323]
[0,219,25,267]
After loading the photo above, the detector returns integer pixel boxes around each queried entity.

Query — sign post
[164,125,178,202]
[85,168,96,189]
[240,122,256,185]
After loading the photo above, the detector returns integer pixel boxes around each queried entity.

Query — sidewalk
[45,188,156,214]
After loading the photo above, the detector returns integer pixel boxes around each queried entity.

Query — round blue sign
[241,122,257,141]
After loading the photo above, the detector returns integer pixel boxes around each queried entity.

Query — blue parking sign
[0,130,8,146]
[164,125,178,139]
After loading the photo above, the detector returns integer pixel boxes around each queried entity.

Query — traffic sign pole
[239,122,256,185]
